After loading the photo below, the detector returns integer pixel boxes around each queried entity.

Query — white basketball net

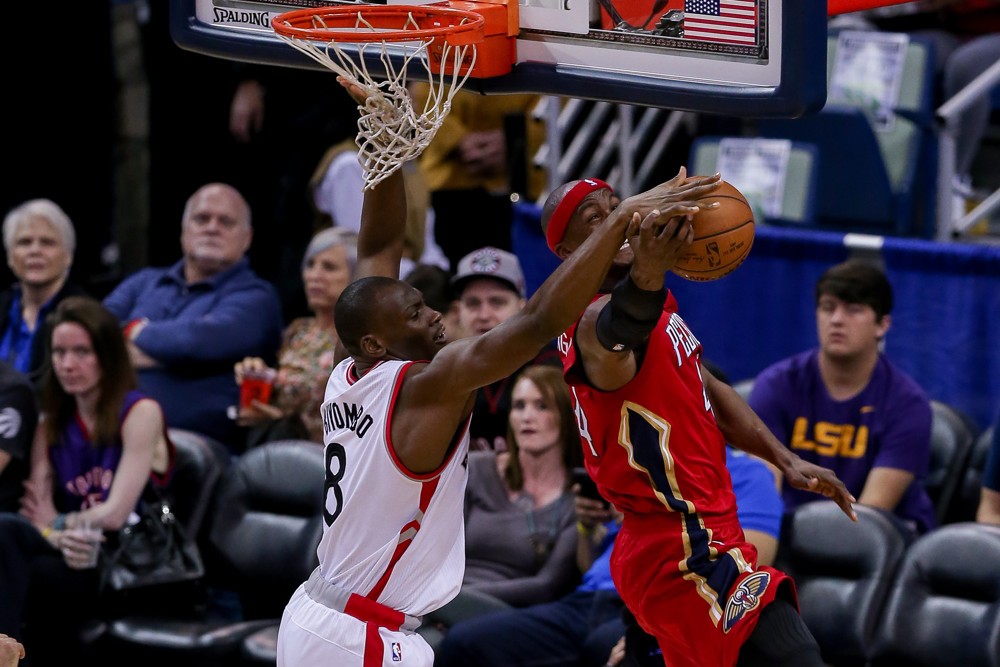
[276,12,478,190]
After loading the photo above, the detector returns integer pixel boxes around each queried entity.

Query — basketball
[671,180,756,282]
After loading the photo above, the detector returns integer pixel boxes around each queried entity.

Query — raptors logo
[469,248,503,274]
[722,571,770,633]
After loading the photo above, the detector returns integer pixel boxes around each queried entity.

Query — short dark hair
[334,276,401,356]
[815,259,893,319]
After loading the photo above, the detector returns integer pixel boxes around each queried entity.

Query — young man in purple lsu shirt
[749,259,935,536]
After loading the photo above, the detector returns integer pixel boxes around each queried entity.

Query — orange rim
[272,5,486,46]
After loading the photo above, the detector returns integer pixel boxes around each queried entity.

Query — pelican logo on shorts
[391,642,402,661]
[722,571,770,633]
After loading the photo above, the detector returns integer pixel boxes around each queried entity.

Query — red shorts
[611,513,795,667]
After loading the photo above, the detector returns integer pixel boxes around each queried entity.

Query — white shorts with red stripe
[277,578,433,667]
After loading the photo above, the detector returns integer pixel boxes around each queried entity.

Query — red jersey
[558,292,792,667]
[557,292,738,521]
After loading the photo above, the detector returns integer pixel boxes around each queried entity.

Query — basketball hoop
[273,5,492,190]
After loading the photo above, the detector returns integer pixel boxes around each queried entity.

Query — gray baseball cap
[451,246,526,298]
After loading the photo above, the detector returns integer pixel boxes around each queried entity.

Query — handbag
[98,486,205,610]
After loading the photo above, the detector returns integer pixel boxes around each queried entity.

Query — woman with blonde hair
[235,227,357,445]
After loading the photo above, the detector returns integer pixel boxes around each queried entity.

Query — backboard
[170,0,827,117]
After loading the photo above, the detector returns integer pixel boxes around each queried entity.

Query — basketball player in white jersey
[275,79,722,667]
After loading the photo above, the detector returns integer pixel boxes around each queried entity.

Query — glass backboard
[170,0,827,117]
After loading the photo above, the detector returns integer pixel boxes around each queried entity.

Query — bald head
[335,276,402,357]
[181,182,253,283]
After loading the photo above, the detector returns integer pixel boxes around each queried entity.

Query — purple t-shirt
[749,349,936,534]
[49,390,148,513]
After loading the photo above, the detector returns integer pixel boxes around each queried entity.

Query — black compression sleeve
[595,274,666,352]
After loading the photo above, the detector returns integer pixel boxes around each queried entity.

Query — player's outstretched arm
[332,78,408,366]
[341,78,407,283]
[704,364,858,521]
[418,202,640,398]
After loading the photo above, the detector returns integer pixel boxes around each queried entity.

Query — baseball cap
[451,247,526,298]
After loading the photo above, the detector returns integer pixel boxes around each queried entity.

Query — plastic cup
[72,518,103,569]
[240,368,277,410]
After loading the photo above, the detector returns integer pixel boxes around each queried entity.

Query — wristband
[576,521,595,536]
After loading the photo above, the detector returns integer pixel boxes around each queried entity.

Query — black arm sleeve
[594,274,666,352]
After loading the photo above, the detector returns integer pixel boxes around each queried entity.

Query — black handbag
[98,486,205,610]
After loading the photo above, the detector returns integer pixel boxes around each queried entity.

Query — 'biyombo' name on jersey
[665,313,700,367]
[322,401,374,438]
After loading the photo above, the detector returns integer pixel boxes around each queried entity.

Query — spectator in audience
[233,227,356,446]
[976,409,1000,525]
[103,183,284,449]
[1,199,87,389]
[311,138,450,280]
[749,259,935,536]
[408,87,545,269]
[0,634,23,667]
[452,246,558,452]
[462,365,582,603]
[429,366,583,632]
[435,444,784,667]
[0,296,174,664]
[0,362,38,513]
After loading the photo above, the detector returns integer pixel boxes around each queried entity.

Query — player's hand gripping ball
[672,180,755,282]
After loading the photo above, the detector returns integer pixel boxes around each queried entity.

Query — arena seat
[165,428,231,540]
[78,429,231,652]
[775,502,907,666]
[868,523,1000,667]
[687,136,820,228]
[756,33,937,238]
[944,426,995,524]
[926,400,976,525]
[102,440,325,667]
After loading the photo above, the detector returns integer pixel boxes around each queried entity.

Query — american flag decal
[683,0,759,45]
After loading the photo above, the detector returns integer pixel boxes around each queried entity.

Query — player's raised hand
[627,203,700,287]
[783,458,858,521]
[629,167,722,214]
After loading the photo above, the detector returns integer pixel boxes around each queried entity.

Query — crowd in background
[0,1,998,666]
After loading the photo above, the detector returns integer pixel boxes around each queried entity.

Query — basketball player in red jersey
[542,175,857,667]
[276,80,725,667]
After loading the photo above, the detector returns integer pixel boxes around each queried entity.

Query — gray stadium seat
[927,401,976,525]
[944,426,994,524]
[869,523,1000,667]
[775,502,907,666]
[104,440,325,667]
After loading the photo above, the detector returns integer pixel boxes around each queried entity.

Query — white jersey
[315,357,470,617]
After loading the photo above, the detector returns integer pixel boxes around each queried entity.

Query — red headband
[545,178,613,255]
